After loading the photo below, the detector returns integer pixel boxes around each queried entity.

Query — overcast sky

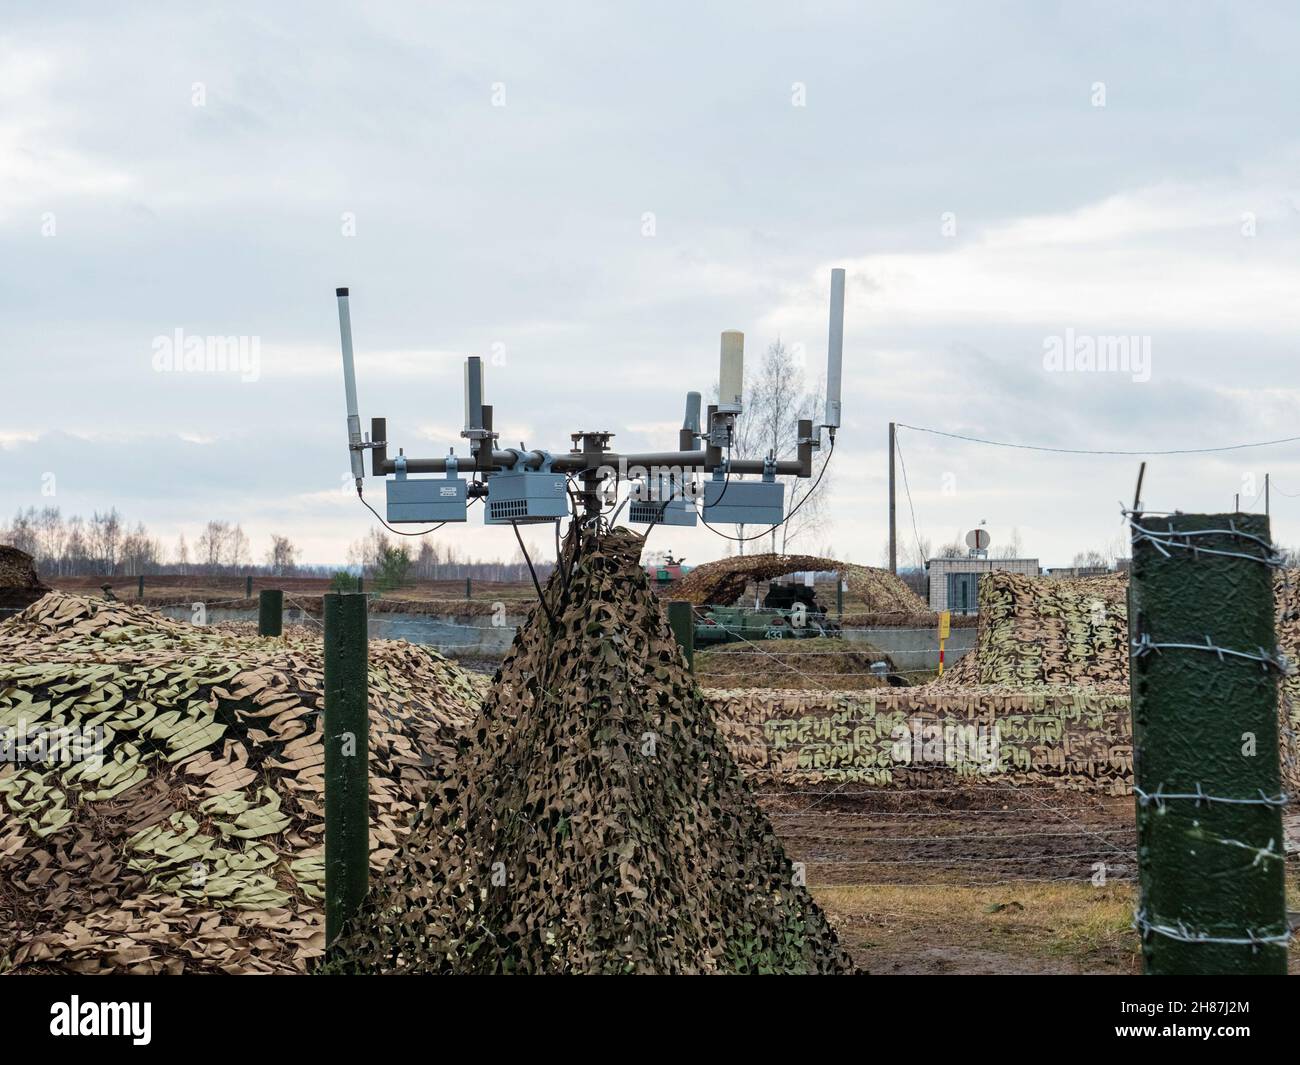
[4,1,1300,569]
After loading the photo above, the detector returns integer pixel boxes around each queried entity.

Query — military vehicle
[693,579,841,646]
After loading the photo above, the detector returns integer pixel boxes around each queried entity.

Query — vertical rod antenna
[336,287,365,491]
[824,267,845,431]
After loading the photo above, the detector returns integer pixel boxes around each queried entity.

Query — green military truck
[693,581,841,646]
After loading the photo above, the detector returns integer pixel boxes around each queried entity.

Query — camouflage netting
[330,526,854,974]
[672,552,927,616]
[0,546,49,611]
[923,569,1299,792]
[0,593,483,974]
[712,688,1133,794]
[932,572,1128,690]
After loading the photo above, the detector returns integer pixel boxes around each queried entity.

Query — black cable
[358,488,448,537]
[357,486,482,537]
[565,466,617,522]
[511,519,556,628]
[892,434,927,570]
[640,437,733,541]
[554,518,572,605]
[709,439,735,506]
[639,477,687,547]
[699,436,835,543]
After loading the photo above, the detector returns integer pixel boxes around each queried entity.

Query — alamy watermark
[594,460,704,505]
[890,717,1001,773]
[1042,328,1151,383]
[1,719,106,766]
[50,996,151,1045]
[151,328,261,382]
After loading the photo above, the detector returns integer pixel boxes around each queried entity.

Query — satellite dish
[965,528,991,550]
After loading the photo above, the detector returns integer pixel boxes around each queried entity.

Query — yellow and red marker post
[938,610,950,675]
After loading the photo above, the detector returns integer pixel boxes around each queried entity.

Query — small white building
[926,556,1040,614]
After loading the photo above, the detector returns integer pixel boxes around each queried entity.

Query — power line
[895,423,1300,457]
[892,434,927,567]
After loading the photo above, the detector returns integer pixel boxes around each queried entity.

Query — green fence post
[836,576,844,619]
[667,600,695,672]
[258,589,284,636]
[245,574,253,599]
[324,592,369,955]
[137,575,145,599]
[466,577,472,600]
[357,574,363,595]
[1128,511,1288,974]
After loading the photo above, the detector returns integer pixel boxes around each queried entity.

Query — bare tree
[893,534,932,571]
[725,339,831,554]
[936,535,965,558]
[347,528,392,574]
[413,538,441,579]
[119,523,162,576]
[2,508,39,557]
[780,375,831,553]
[196,520,250,573]
[266,534,298,576]
[87,509,123,575]
[197,522,225,572]
[994,527,1024,560]
[35,507,66,571]
[64,516,88,573]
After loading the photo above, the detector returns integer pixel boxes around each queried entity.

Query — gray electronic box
[628,476,698,527]
[485,469,570,524]
[385,464,468,523]
[702,471,784,526]
[629,498,698,527]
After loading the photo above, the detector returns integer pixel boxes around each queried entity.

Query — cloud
[5,4,1300,567]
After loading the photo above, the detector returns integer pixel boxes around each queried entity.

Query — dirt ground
[760,786,1300,974]
[696,636,896,691]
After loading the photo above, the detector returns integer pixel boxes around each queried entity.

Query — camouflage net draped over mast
[331,526,853,974]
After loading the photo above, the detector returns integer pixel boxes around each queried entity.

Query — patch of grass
[813,881,1141,974]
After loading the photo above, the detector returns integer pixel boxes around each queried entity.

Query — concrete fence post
[667,600,695,672]
[258,589,284,636]
[324,592,369,953]
[1128,510,1288,974]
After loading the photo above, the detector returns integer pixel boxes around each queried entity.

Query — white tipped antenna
[683,391,702,434]
[336,287,365,490]
[463,356,485,435]
[824,267,844,429]
[718,330,744,414]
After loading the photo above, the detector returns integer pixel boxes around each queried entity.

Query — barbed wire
[1130,632,1290,674]
[1134,784,1290,810]
[1123,512,1284,567]
[1133,909,1292,950]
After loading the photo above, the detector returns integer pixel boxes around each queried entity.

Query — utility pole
[1265,473,1270,517]
[888,422,897,575]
